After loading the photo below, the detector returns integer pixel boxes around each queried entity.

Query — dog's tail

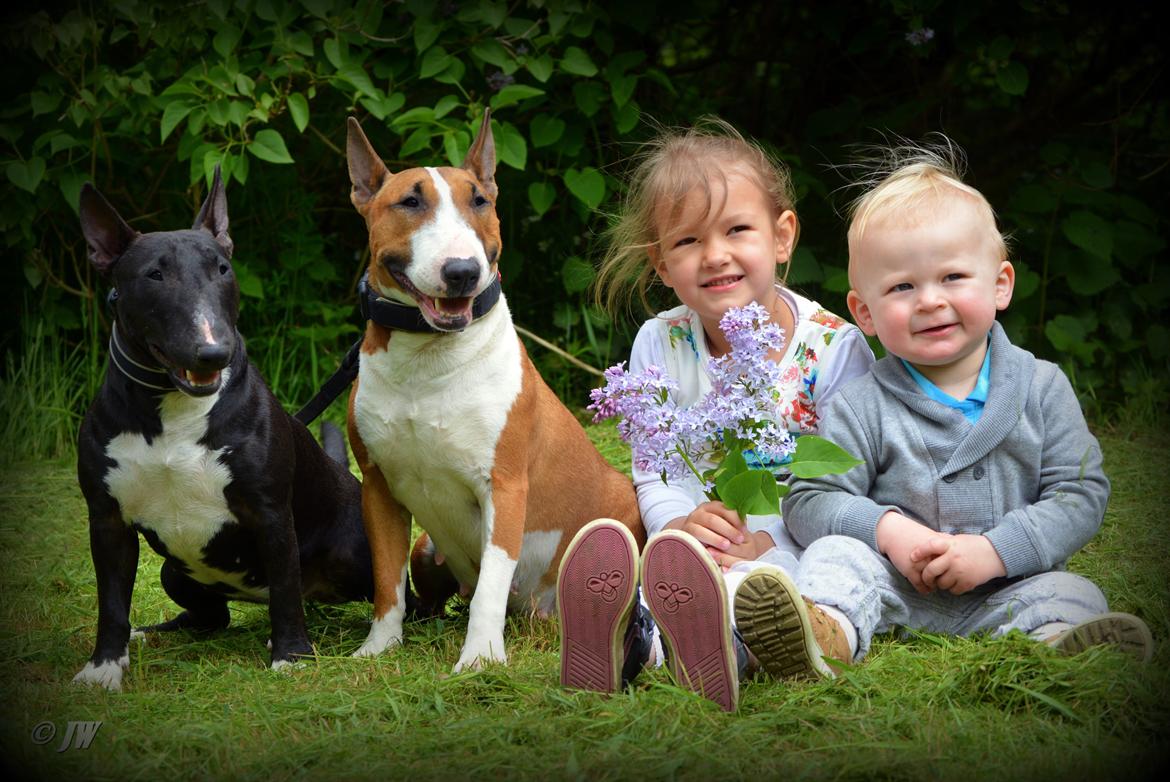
[320,421,348,466]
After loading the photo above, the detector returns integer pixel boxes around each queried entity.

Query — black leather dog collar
[359,271,501,333]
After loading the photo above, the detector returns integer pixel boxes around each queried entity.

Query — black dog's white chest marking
[102,374,266,598]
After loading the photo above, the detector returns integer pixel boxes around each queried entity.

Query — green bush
[2,0,1166,458]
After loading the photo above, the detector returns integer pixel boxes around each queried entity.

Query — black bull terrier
[73,168,382,690]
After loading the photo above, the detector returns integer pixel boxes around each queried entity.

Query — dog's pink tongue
[437,297,472,315]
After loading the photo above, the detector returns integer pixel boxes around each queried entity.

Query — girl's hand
[708,530,777,570]
[666,502,746,553]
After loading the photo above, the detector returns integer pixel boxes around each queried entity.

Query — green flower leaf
[527,181,555,216]
[490,84,545,110]
[287,93,309,133]
[420,46,453,79]
[6,157,46,194]
[160,100,195,141]
[561,256,594,293]
[530,114,566,148]
[996,61,1029,95]
[525,54,553,83]
[563,167,605,209]
[560,46,598,77]
[494,121,527,170]
[248,128,294,164]
[719,469,781,518]
[787,435,863,479]
[1061,210,1113,261]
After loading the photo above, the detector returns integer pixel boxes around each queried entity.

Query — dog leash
[292,272,503,425]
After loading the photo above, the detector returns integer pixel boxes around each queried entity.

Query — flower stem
[674,444,718,501]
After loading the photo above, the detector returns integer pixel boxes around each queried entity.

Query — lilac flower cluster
[588,303,796,491]
[905,27,935,47]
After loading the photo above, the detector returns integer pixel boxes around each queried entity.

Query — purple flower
[906,28,935,47]
[486,71,515,91]
[589,303,796,491]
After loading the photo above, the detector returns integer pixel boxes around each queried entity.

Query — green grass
[1,418,1168,781]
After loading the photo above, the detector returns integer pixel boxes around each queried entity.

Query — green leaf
[213,25,241,59]
[434,95,460,119]
[527,181,555,216]
[443,130,470,166]
[391,106,435,129]
[360,92,406,121]
[1044,315,1091,354]
[160,100,195,141]
[58,169,87,214]
[996,61,1029,95]
[988,36,1014,60]
[30,91,61,117]
[335,65,378,98]
[6,157,46,194]
[324,37,345,69]
[560,46,598,77]
[787,435,863,479]
[434,58,466,87]
[420,46,453,79]
[287,93,309,132]
[1061,210,1113,261]
[525,54,553,82]
[490,84,545,110]
[612,99,639,134]
[235,263,265,299]
[414,21,441,54]
[530,114,565,147]
[1065,252,1119,296]
[494,121,527,170]
[248,128,294,164]
[234,73,255,97]
[713,448,749,497]
[561,256,594,293]
[573,81,606,117]
[400,127,433,158]
[288,30,314,56]
[724,469,781,517]
[563,167,605,209]
[610,74,636,107]
[471,39,510,67]
[232,150,249,185]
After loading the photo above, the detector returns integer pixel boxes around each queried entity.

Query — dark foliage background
[2,0,1166,434]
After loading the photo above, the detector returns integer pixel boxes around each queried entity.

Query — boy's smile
[846,192,1014,397]
[651,167,797,356]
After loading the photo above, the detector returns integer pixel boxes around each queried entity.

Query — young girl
[557,118,874,711]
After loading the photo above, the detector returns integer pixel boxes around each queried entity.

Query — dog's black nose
[440,258,480,297]
[193,342,231,369]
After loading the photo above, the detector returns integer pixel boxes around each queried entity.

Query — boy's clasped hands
[877,510,1006,595]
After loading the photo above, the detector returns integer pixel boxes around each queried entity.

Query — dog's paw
[453,632,507,672]
[352,615,403,658]
[72,652,128,691]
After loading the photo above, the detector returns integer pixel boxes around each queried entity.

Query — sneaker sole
[1051,611,1154,663]
[642,531,738,712]
[557,519,639,693]
[734,566,835,679]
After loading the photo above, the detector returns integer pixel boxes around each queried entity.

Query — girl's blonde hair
[594,116,799,317]
[845,134,1009,283]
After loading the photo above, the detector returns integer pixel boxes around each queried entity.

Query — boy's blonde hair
[846,135,1008,285]
[594,116,799,317]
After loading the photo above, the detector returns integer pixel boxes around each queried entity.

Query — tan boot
[733,566,851,680]
[1046,612,1154,663]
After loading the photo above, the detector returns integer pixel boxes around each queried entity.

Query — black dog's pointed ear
[193,164,233,258]
[462,109,497,201]
[347,117,390,212]
[79,183,139,273]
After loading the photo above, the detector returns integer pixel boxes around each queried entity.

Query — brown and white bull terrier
[344,112,643,671]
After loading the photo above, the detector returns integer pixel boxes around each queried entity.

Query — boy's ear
[648,244,673,287]
[995,260,1015,310]
[773,209,798,265]
[846,290,878,336]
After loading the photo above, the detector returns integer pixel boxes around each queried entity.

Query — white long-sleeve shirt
[629,287,874,557]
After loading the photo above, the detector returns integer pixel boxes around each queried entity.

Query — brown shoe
[733,566,850,679]
[1046,612,1154,663]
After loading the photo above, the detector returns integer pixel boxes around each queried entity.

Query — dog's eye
[147,269,163,281]
[473,195,489,208]
[219,264,230,276]
[400,196,420,208]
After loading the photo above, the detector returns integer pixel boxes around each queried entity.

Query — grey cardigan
[782,322,1109,578]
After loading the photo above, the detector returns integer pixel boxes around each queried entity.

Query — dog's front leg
[74,508,138,691]
[262,499,313,668]
[453,481,526,672]
[353,465,411,657]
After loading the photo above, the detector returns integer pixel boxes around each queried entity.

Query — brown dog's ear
[462,109,497,201]
[347,117,390,211]
[79,183,139,273]
[193,164,233,258]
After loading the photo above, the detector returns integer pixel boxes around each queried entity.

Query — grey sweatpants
[795,535,1109,660]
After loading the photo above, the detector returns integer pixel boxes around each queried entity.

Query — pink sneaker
[557,519,640,693]
[641,530,738,712]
